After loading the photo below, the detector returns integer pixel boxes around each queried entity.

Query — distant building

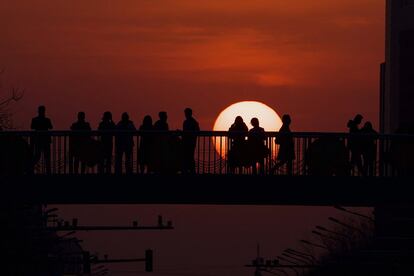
[381,0,414,133]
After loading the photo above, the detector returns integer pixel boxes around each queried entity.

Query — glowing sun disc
[212,101,282,158]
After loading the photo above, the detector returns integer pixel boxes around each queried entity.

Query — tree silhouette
[0,69,24,129]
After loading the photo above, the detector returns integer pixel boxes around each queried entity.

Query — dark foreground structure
[2,174,414,206]
[2,131,414,276]
[2,130,414,205]
[1,130,413,177]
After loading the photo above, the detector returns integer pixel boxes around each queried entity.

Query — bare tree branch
[0,87,24,107]
[0,70,24,129]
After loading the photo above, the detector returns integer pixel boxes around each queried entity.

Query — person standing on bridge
[69,111,92,174]
[248,118,268,175]
[115,112,136,174]
[272,114,294,175]
[360,121,377,176]
[347,114,364,176]
[182,108,200,174]
[153,111,170,173]
[228,116,249,173]
[98,111,116,174]
[31,105,53,174]
[139,115,154,174]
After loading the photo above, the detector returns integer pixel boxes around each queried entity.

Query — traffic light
[145,249,153,272]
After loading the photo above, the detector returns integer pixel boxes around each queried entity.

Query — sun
[213,101,282,132]
[212,101,283,158]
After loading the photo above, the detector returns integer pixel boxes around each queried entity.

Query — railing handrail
[1,130,414,138]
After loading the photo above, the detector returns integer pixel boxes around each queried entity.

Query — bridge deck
[3,175,413,206]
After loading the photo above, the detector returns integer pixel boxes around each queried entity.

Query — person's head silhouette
[282,114,291,125]
[77,112,86,122]
[143,115,152,126]
[184,108,193,119]
[363,121,373,130]
[354,114,363,125]
[251,117,259,127]
[159,111,167,122]
[347,119,354,128]
[38,105,46,117]
[122,112,130,122]
[102,111,112,121]
[235,116,244,125]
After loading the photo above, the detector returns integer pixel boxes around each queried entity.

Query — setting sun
[212,101,282,158]
[213,101,282,132]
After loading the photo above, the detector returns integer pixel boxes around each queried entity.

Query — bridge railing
[0,131,412,176]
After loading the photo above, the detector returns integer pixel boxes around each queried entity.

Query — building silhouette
[381,0,414,133]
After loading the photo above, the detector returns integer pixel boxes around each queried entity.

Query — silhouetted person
[272,114,294,175]
[154,111,169,131]
[31,105,53,174]
[69,111,91,174]
[347,114,363,175]
[139,115,154,174]
[98,111,116,174]
[305,136,350,176]
[248,118,268,175]
[360,121,377,176]
[153,111,170,173]
[115,112,136,174]
[228,116,248,173]
[182,108,200,174]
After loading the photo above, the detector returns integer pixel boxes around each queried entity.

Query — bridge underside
[2,175,414,206]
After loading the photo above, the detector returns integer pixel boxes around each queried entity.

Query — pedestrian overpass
[1,131,413,206]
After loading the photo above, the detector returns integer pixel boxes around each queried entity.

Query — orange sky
[1,0,384,130]
[1,2,382,275]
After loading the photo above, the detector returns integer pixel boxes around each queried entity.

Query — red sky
[1,0,384,131]
[1,1,382,275]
